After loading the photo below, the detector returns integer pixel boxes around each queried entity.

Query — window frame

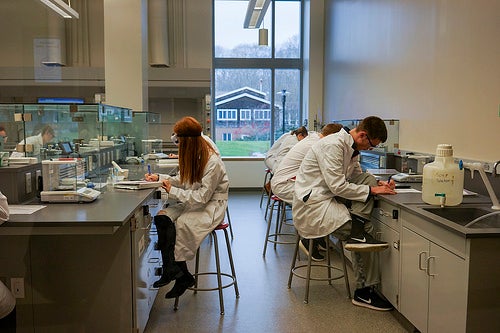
[212,0,304,155]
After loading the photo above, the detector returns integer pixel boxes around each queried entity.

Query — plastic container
[422,144,464,206]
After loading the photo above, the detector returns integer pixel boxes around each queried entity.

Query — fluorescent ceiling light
[39,0,79,19]
[244,0,271,29]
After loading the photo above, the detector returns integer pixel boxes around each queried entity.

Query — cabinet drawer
[373,200,400,231]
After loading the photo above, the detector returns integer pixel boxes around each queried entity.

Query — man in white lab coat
[292,116,396,311]
[264,126,308,172]
[19,125,55,156]
[0,191,16,332]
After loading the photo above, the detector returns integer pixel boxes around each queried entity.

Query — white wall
[223,158,265,188]
[323,0,500,162]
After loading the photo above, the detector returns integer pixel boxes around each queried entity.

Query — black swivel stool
[288,235,351,303]
[174,222,239,315]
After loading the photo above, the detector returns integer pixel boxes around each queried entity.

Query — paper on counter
[9,205,47,215]
[463,189,478,196]
[395,188,421,194]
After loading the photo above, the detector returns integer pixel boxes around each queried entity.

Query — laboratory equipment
[422,144,464,206]
[142,139,162,155]
[40,159,100,202]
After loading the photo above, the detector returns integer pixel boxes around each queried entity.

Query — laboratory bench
[370,185,500,333]
[0,186,165,333]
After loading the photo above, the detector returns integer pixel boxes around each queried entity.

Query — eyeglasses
[366,135,378,149]
[171,133,179,146]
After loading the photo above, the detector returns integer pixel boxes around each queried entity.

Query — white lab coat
[0,192,14,320]
[292,129,369,238]
[159,153,229,261]
[270,132,320,203]
[264,132,296,171]
[0,191,8,223]
[272,134,301,171]
[202,133,220,154]
[20,133,44,155]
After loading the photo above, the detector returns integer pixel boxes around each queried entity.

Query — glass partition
[0,103,166,182]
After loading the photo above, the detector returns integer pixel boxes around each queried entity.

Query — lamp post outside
[277,89,289,134]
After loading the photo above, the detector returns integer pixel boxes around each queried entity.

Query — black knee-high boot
[165,261,195,299]
[153,215,183,288]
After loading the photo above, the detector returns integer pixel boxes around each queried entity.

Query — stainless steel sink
[423,206,500,228]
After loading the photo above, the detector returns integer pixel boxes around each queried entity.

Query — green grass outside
[216,141,269,157]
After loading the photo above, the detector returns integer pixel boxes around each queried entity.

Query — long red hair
[173,117,215,185]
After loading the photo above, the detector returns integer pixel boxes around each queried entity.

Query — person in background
[292,116,396,311]
[19,125,55,156]
[0,126,7,152]
[0,126,7,142]
[0,191,16,332]
[264,126,308,172]
[263,126,309,194]
[271,123,343,261]
[144,117,229,299]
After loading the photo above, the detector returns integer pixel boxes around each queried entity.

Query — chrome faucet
[463,162,500,210]
[493,160,500,177]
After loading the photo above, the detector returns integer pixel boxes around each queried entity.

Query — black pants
[0,307,16,333]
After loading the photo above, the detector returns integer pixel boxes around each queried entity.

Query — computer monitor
[58,142,73,155]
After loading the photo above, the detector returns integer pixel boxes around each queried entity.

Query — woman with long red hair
[145,116,229,298]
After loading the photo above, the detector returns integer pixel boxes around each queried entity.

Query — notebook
[114,180,162,190]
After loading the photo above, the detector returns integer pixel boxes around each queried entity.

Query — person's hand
[168,153,178,158]
[144,173,159,182]
[161,179,171,193]
[377,179,396,190]
[371,184,396,195]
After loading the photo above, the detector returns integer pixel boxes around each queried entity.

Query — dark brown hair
[321,123,343,136]
[357,116,388,142]
[292,126,308,137]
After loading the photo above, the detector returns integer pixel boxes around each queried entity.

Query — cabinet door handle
[418,251,428,271]
[379,208,391,217]
[426,256,437,277]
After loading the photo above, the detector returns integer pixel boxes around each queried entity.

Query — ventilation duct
[148,0,169,67]
[41,13,67,66]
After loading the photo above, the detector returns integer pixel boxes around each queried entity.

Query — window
[240,109,252,121]
[217,109,237,121]
[254,109,271,121]
[213,0,303,157]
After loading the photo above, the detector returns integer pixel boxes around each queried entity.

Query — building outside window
[213,0,303,157]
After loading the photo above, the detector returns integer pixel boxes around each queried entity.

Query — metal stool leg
[274,200,288,249]
[226,206,234,239]
[264,188,272,220]
[287,235,301,287]
[212,230,225,315]
[223,227,240,298]
[262,198,277,257]
[339,240,351,299]
[304,237,314,304]
[259,169,271,208]
[289,235,349,304]
[173,223,237,315]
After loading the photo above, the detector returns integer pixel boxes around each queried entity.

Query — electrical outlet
[25,172,32,193]
[11,277,25,298]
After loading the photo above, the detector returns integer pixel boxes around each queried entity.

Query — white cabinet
[372,201,401,309]
[400,216,467,333]
[370,198,500,333]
